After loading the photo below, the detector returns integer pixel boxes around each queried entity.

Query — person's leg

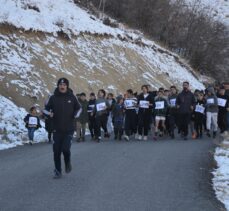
[124,113,131,137]
[101,115,109,137]
[143,114,151,137]
[95,116,102,140]
[81,123,86,141]
[206,112,211,132]
[227,112,229,131]
[88,116,94,138]
[76,121,82,140]
[62,131,74,173]
[183,113,190,138]
[53,132,63,174]
[212,113,218,132]
[137,114,143,139]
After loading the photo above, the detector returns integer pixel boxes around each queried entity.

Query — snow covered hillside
[0,95,46,150]
[185,0,229,26]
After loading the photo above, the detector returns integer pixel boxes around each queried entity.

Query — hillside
[0,0,205,109]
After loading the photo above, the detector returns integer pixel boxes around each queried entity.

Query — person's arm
[176,94,181,108]
[44,96,54,117]
[24,114,29,123]
[74,97,82,118]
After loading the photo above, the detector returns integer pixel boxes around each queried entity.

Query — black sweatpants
[218,110,227,133]
[138,112,151,136]
[125,110,137,136]
[95,114,108,138]
[88,115,96,138]
[178,113,191,137]
[168,113,176,135]
[194,113,204,137]
[53,131,73,173]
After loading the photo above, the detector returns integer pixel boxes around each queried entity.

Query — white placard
[207,98,214,104]
[96,102,106,111]
[29,117,38,125]
[139,100,149,108]
[170,99,176,106]
[217,98,227,107]
[155,101,165,109]
[124,99,135,108]
[195,105,205,114]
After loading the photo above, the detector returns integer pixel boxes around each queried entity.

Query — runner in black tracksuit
[44,78,81,179]
[137,85,154,141]
[87,93,96,140]
[176,82,196,140]
[123,89,138,141]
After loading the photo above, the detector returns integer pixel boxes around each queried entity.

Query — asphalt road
[0,137,225,211]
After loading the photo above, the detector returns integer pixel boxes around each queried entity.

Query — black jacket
[176,90,196,114]
[24,114,41,129]
[45,88,81,132]
[137,93,154,115]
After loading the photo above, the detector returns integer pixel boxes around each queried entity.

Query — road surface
[0,137,225,211]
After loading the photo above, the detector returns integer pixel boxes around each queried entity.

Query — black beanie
[57,78,69,87]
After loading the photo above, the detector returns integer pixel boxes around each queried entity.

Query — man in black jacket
[45,78,81,178]
[176,82,196,140]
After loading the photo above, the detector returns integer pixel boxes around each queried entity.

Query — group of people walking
[23,78,229,178]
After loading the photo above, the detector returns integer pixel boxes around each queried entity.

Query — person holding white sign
[93,89,110,142]
[154,90,168,140]
[205,87,218,138]
[123,89,138,141]
[217,87,229,134]
[168,86,178,139]
[193,93,205,139]
[137,85,154,141]
[24,106,41,145]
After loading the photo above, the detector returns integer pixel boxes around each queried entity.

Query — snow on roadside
[0,95,47,150]
[213,136,229,210]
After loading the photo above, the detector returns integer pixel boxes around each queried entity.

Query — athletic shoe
[76,138,81,142]
[29,141,33,145]
[183,136,188,141]
[124,135,129,141]
[143,136,147,141]
[138,135,142,140]
[53,169,62,179]
[213,132,217,139]
[134,134,138,139]
[65,162,72,174]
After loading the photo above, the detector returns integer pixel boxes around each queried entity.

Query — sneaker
[65,162,72,174]
[143,136,147,141]
[134,134,138,139]
[76,138,81,143]
[184,136,188,141]
[53,169,62,179]
[206,130,211,138]
[124,135,129,141]
[213,132,217,139]
[29,141,33,145]
[138,135,142,140]
[97,136,101,143]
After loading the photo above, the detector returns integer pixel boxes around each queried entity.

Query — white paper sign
[124,100,135,108]
[96,102,106,111]
[207,98,214,104]
[29,117,38,125]
[155,101,165,109]
[170,99,176,106]
[217,98,227,107]
[139,100,149,108]
[195,105,205,114]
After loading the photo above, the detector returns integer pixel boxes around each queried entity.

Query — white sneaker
[135,134,138,139]
[143,136,147,141]
[124,135,129,141]
[138,135,142,140]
